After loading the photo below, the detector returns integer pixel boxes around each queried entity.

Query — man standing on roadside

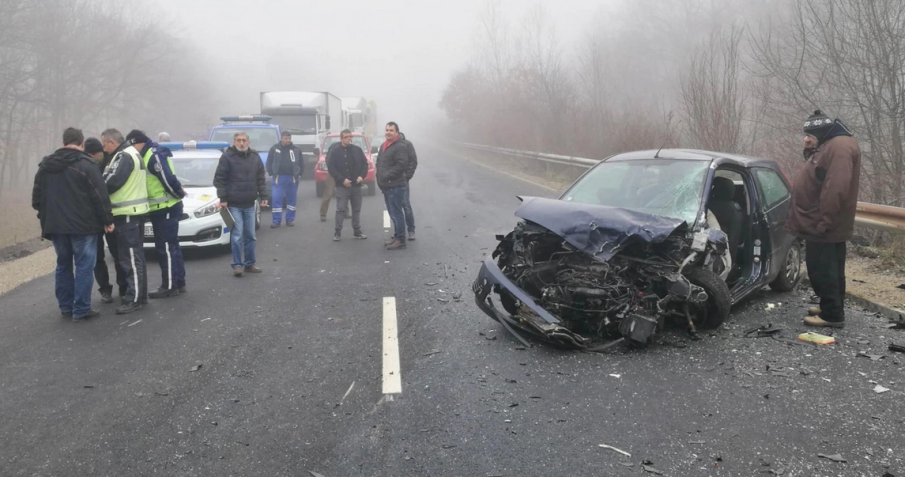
[267,131,302,228]
[33,128,114,322]
[126,130,187,299]
[376,122,411,250]
[214,132,268,277]
[787,109,861,329]
[328,129,368,241]
[399,132,418,241]
[102,128,150,314]
[85,137,125,303]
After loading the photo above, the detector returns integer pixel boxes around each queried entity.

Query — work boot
[100,291,114,304]
[116,302,144,315]
[233,265,244,277]
[384,237,396,247]
[807,306,820,316]
[286,221,295,227]
[386,240,407,250]
[333,232,342,242]
[149,286,179,299]
[271,223,280,229]
[244,265,262,273]
[72,309,100,322]
[353,231,367,240]
[61,311,72,318]
[407,231,416,241]
[803,316,845,328]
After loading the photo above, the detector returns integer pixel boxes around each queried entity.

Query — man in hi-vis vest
[102,128,150,315]
[126,130,187,299]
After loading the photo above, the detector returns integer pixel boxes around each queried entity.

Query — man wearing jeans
[328,129,368,241]
[33,128,114,322]
[214,132,268,277]
[376,122,411,250]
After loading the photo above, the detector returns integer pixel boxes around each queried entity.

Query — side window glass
[754,168,790,209]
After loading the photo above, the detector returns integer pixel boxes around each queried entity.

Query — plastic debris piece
[308,472,326,477]
[874,385,890,394]
[609,374,622,378]
[190,364,203,372]
[817,453,846,463]
[598,444,631,458]
[798,332,835,345]
[890,343,905,353]
[641,464,664,475]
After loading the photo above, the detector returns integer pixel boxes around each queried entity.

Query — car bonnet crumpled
[514,196,688,261]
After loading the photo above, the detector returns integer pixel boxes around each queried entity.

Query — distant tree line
[0,0,215,196]
[442,0,905,207]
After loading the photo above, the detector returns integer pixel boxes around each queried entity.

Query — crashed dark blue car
[474,149,803,349]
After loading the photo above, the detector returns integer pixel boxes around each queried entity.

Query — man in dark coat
[786,110,861,328]
[376,122,411,250]
[32,128,114,322]
[327,129,369,241]
[214,132,268,277]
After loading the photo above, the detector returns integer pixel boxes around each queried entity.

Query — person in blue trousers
[266,131,303,228]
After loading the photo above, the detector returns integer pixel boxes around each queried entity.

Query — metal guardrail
[457,141,905,233]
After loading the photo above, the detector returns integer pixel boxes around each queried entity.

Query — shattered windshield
[561,159,710,224]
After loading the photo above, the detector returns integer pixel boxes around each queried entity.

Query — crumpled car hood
[514,196,688,261]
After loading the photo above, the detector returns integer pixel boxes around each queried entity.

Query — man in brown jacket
[786,110,860,328]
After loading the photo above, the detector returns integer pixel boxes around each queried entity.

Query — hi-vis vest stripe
[108,146,150,216]
[143,148,181,211]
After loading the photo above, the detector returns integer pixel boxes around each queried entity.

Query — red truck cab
[315,132,377,196]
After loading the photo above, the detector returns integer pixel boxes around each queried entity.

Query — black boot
[116,302,144,315]
[149,286,179,299]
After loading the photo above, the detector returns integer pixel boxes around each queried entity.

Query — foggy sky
[149,0,609,134]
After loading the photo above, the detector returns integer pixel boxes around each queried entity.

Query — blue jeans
[229,206,257,268]
[383,187,407,242]
[51,234,98,317]
[403,183,415,233]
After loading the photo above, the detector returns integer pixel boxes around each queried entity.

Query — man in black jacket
[376,122,411,250]
[266,131,303,228]
[214,132,268,277]
[327,129,368,241]
[32,128,114,322]
[85,137,125,303]
[399,132,418,241]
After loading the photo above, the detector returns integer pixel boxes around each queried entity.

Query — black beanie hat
[84,137,103,155]
[803,109,834,140]
[125,129,150,145]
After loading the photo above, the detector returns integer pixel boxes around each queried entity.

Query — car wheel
[685,267,731,329]
[367,181,376,196]
[255,201,261,231]
[769,241,803,292]
[316,181,325,198]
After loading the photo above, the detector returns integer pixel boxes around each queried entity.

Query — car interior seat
[708,176,743,264]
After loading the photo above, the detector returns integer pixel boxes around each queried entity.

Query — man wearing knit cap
[126,129,187,298]
[787,110,861,328]
[85,137,126,303]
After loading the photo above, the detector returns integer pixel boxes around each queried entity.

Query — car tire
[769,241,803,292]
[255,201,261,231]
[367,182,376,196]
[685,267,731,329]
[316,181,325,198]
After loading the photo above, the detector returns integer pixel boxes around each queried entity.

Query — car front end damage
[473,197,731,350]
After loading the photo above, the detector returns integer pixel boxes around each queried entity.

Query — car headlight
[194,200,219,218]
[318,162,328,171]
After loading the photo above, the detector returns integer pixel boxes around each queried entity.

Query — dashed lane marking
[382,297,402,394]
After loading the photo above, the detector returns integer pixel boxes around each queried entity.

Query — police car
[142,141,261,249]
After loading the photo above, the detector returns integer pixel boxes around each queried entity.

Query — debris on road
[423,350,442,356]
[889,343,905,353]
[745,324,782,338]
[308,471,326,477]
[190,364,203,372]
[817,453,846,463]
[598,444,631,458]
[641,462,665,475]
[873,385,890,394]
[857,351,885,361]
[798,332,835,345]
[83,385,94,389]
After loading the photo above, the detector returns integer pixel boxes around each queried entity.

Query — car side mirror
[325,116,331,129]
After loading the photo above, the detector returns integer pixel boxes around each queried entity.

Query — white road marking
[382,297,402,394]
[383,210,390,229]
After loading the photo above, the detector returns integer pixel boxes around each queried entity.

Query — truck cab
[260,91,343,179]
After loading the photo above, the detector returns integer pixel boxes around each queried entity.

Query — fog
[149,0,607,136]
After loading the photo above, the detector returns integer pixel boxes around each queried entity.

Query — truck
[341,97,368,133]
[259,91,342,178]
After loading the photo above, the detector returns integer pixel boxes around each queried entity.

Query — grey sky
[152,0,608,130]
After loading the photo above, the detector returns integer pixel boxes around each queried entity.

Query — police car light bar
[219,115,272,123]
[160,141,229,151]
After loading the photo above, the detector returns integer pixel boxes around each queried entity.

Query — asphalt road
[1,142,903,476]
